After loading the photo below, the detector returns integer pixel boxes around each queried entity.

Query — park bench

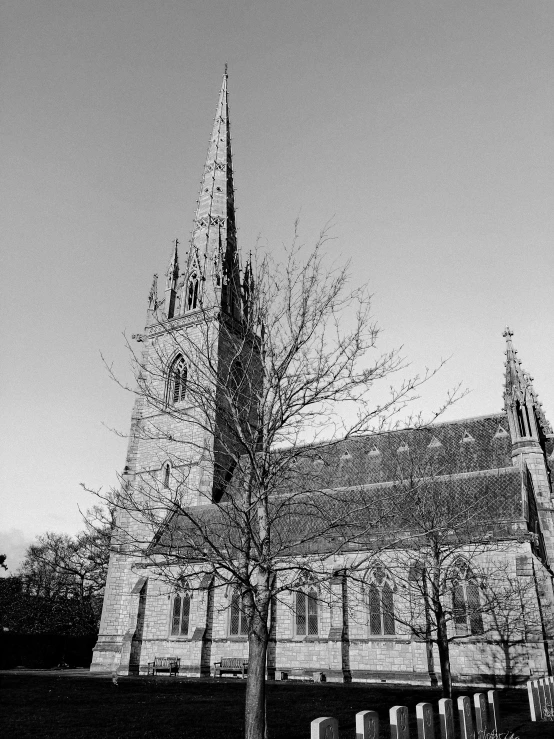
[213,657,249,679]
[147,656,180,676]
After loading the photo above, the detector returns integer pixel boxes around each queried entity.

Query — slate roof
[151,412,553,559]
[155,465,527,559]
[277,413,515,490]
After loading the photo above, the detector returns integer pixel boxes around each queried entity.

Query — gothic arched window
[229,588,248,636]
[295,588,318,636]
[170,591,190,637]
[168,355,187,405]
[186,272,200,311]
[451,560,484,636]
[368,565,395,635]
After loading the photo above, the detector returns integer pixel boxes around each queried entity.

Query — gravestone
[536,679,547,715]
[438,698,454,739]
[457,696,475,739]
[487,690,500,732]
[390,706,410,739]
[275,670,288,681]
[539,677,553,711]
[416,702,435,739]
[527,680,541,721]
[311,717,338,739]
[355,710,379,739]
[546,675,554,709]
[313,671,326,683]
[473,692,489,734]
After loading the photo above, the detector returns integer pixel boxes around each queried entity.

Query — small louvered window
[168,356,187,405]
[186,273,199,311]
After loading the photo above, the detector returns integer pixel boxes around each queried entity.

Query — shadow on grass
[0,674,541,739]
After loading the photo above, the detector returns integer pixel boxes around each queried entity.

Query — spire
[185,67,240,317]
[503,327,551,441]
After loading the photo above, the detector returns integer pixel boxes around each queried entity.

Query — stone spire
[182,67,241,318]
[503,327,551,443]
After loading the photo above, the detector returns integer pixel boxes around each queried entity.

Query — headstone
[527,680,541,721]
[390,706,410,739]
[356,710,379,739]
[487,690,500,733]
[546,675,554,710]
[311,717,338,739]
[313,671,326,683]
[438,698,455,739]
[473,693,489,734]
[416,703,435,739]
[457,696,475,739]
[536,679,547,716]
[275,670,288,681]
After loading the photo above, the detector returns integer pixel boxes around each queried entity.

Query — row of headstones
[311,690,500,739]
[527,675,554,721]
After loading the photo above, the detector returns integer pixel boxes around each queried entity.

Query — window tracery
[168,355,187,405]
[368,564,395,635]
[229,587,248,636]
[451,559,484,636]
[170,590,190,637]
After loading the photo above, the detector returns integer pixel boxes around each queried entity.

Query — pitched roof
[278,413,514,489]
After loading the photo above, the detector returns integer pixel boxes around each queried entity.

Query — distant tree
[0,554,7,571]
[0,522,111,636]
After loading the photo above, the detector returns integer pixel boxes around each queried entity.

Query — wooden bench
[147,656,180,676]
[213,657,248,679]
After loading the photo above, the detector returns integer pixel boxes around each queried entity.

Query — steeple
[503,327,551,447]
[182,67,241,318]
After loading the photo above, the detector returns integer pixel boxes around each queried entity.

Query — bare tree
[94,232,459,739]
[360,444,547,697]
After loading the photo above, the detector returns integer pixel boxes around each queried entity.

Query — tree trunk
[245,608,269,739]
[436,609,452,698]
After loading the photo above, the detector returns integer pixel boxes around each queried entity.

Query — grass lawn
[0,673,544,739]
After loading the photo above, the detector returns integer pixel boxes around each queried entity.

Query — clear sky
[1,1,553,571]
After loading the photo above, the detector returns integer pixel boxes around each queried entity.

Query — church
[91,71,554,685]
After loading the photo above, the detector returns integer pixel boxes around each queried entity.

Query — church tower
[91,69,254,673]
[503,327,554,565]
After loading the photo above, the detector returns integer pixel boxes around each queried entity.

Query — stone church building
[91,72,554,685]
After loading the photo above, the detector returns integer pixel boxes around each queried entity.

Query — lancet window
[295,588,319,636]
[162,462,171,489]
[451,560,484,636]
[186,272,200,311]
[368,564,395,635]
[170,590,190,637]
[229,588,248,636]
[168,355,187,405]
